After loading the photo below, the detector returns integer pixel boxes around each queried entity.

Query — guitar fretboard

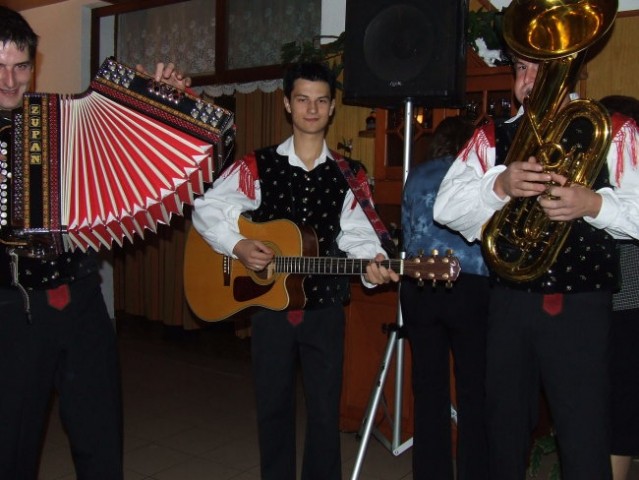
[273,257,403,275]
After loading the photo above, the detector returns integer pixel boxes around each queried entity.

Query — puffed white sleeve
[191,159,261,257]
[337,184,388,289]
[337,189,387,260]
[433,128,509,242]
[585,118,639,240]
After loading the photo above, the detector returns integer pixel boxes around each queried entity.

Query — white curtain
[117,0,216,75]
[116,0,320,94]
[227,0,320,69]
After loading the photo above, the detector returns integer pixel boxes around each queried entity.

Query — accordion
[0,57,234,257]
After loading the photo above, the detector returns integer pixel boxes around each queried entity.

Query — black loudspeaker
[343,0,469,109]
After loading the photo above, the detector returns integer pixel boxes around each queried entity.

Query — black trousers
[487,286,612,480]
[250,305,344,480]
[610,307,639,456]
[0,273,123,480]
[400,273,489,480]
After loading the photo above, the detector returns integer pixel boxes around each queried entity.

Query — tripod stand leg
[350,99,417,480]
[350,327,399,480]
[390,318,413,456]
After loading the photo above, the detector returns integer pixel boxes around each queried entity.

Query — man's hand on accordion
[136,62,192,92]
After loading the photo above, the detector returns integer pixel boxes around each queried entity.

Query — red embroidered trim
[611,114,639,185]
[461,121,494,173]
[232,152,258,200]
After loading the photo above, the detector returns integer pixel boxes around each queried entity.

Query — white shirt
[192,136,387,286]
[433,107,639,242]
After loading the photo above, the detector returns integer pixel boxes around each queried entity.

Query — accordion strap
[331,150,397,258]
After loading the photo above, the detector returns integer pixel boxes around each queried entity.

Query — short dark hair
[599,95,639,123]
[0,6,38,62]
[425,116,475,161]
[283,62,336,100]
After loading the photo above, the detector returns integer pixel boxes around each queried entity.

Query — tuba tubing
[481,0,618,283]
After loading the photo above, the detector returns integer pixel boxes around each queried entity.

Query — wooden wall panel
[586,14,639,100]
[326,88,376,174]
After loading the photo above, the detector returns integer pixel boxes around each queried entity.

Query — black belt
[0,249,99,290]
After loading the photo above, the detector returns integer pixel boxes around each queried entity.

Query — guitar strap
[331,150,398,258]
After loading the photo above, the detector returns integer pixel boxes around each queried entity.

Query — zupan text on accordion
[0,57,235,258]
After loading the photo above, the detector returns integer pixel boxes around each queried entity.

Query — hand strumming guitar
[233,238,275,272]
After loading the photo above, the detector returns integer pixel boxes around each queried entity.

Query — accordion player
[0,57,235,290]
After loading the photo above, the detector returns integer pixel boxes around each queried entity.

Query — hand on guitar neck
[363,253,400,285]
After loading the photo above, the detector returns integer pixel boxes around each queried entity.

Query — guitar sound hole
[254,269,269,281]
[254,262,275,281]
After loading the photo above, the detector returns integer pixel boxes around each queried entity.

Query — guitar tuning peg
[431,248,439,257]
[417,278,424,288]
[417,248,424,257]
[446,249,454,256]
[445,280,453,289]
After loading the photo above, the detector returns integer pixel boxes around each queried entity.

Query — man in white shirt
[193,62,398,480]
[434,55,639,480]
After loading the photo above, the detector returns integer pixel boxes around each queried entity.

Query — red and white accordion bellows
[6,57,235,255]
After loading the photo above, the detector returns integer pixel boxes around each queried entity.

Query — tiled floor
[37,316,637,480]
[38,316,414,480]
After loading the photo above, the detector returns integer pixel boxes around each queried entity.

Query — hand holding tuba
[481,0,618,283]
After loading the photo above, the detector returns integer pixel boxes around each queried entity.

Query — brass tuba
[481,0,618,282]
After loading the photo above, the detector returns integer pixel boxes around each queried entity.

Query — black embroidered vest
[490,117,619,293]
[249,146,362,308]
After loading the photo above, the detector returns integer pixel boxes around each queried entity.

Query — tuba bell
[481,0,618,283]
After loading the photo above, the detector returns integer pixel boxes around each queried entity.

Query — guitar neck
[273,257,403,276]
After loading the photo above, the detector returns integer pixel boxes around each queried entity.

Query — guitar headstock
[403,249,461,284]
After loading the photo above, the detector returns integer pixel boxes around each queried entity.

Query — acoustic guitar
[183,216,461,322]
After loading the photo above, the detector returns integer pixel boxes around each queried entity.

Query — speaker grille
[344,0,469,109]
[363,5,433,83]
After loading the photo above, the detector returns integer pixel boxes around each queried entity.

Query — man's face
[513,57,540,106]
[0,41,33,111]
[284,78,335,136]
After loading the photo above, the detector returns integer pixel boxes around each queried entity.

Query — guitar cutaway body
[184,216,318,322]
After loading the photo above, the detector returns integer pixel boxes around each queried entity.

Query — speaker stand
[350,98,415,480]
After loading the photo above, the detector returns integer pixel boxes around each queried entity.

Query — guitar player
[192,62,399,480]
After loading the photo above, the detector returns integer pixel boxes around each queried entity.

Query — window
[91,0,321,87]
